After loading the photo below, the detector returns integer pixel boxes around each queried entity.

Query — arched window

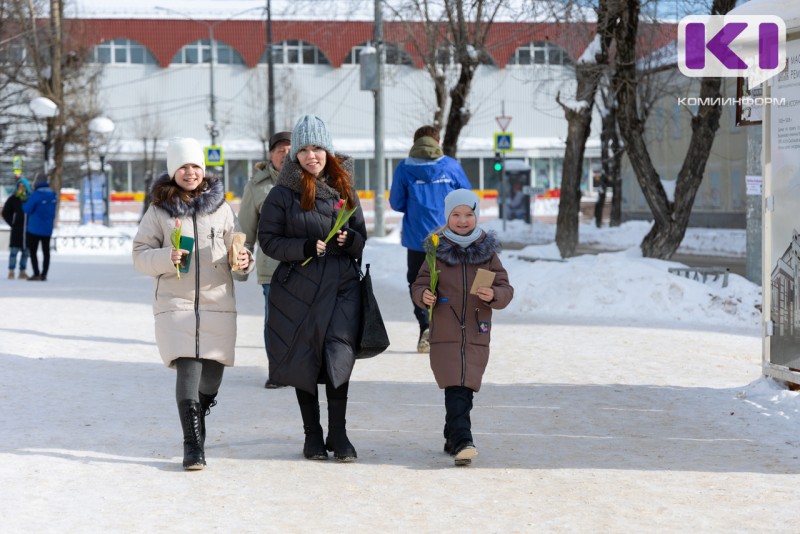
[435,44,495,66]
[508,42,573,66]
[91,39,157,65]
[171,39,244,65]
[343,42,413,66]
[260,40,330,65]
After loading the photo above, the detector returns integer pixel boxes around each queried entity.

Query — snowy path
[1,255,797,532]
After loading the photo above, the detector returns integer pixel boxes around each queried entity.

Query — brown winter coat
[411,230,513,392]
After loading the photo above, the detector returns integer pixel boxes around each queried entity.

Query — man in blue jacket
[23,173,57,281]
[389,125,471,353]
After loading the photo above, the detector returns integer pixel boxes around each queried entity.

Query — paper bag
[470,268,496,295]
[229,232,247,271]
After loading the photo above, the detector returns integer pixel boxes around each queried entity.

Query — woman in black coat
[258,115,367,462]
[2,177,30,279]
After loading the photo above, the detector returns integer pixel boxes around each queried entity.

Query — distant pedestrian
[390,125,471,353]
[412,188,514,466]
[258,114,367,462]
[3,177,31,280]
[238,131,291,388]
[132,137,253,471]
[23,173,57,281]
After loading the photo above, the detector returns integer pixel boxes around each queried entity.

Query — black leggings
[27,233,50,277]
[295,364,349,405]
[174,357,225,403]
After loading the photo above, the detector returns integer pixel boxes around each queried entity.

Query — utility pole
[208,25,217,146]
[266,0,275,137]
[373,0,386,237]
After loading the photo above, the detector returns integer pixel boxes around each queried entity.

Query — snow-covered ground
[3,220,799,532]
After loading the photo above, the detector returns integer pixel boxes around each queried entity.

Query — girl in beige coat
[133,138,252,470]
[412,188,513,467]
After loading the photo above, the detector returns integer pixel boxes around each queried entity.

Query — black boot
[178,399,206,470]
[198,392,217,446]
[298,401,328,460]
[325,399,357,462]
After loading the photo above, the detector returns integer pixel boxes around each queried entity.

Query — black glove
[303,238,317,258]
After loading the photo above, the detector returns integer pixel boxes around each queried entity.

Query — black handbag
[355,263,390,359]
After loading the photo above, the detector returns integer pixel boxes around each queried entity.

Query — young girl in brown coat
[412,188,514,466]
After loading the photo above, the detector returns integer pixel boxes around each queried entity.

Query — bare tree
[1,0,104,222]
[131,101,165,220]
[553,0,619,257]
[596,81,623,227]
[387,0,505,157]
[613,0,735,259]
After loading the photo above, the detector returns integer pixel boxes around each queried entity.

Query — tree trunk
[613,0,734,258]
[49,0,64,225]
[441,64,474,158]
[555,77,596,257]
[598,85,623,227]
[555,0,616,256]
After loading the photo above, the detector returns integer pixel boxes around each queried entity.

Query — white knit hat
[290,115,334,161]
[167,137,205,178]
[444,188,480,222]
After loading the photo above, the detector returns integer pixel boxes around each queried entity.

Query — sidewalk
[0,255,796,533]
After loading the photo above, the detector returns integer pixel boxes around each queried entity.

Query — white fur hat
[445,188,480,222]
[167,137,205,178]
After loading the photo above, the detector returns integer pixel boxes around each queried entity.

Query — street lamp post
[89,116,115,227]
[29,96,59,173]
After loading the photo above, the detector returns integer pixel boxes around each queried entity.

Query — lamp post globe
[29,97,59,172]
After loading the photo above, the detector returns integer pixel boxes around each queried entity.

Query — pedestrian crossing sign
[205,146,224,167]
[494,132,513,153]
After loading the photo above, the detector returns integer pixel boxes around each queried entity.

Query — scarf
[443,227,484,248]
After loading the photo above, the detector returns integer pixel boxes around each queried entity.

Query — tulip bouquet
[170,218,182,280]
[301,197,358,266]
[424,234,440,321]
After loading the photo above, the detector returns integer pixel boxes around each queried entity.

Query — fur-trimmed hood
[276,154,354,200]
[429,229,502,266]
[150,171,225,218]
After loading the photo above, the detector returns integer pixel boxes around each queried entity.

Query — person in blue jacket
[23,173,57,281]
[389,125,471,353]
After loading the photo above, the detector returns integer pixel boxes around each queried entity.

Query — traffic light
[493,152,503,173]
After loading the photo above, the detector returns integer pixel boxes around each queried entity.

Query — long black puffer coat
[258,155,367,394]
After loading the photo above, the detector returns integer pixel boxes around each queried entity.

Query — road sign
[495,115,512,132]
[12,155,22,176]
[205,146,224,167]
[494,132,513,153]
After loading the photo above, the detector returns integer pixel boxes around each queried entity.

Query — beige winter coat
[132,174,253,368]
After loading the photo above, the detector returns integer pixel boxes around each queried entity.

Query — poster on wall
[768,37,800,369]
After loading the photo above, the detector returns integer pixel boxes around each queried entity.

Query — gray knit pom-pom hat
[290,114,334,161]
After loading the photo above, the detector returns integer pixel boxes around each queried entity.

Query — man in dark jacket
[389,126,471,353]
[2,177,31,279]
[23,173,57,281]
